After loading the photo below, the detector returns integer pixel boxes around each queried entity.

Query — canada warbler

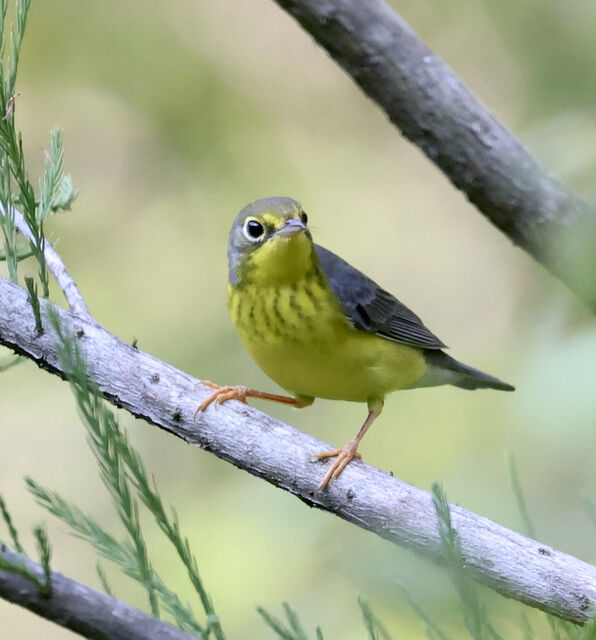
[197,197,514,489]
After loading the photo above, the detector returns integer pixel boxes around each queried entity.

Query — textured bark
[273,0,596,309]
[1,278,595,624]
[0,546,199,640]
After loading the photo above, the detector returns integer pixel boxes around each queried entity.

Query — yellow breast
[228,269,427,403]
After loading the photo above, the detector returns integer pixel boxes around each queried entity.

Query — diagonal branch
[1,277,595,624]
[273,0,596,310]
[0,545,199,640]
[0,202,91,320]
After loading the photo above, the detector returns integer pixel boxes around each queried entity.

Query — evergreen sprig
[37,128,75,222]
[358,596,394,640]
[0,0,48,295]
[33,523,52,595]
[25,477,205,636]
[0,0,30,96]
[114,427,223,637]
[258,598,397,640]
[0,0,77,296]
[0,548,44,590]
[83,392,161,619]
[95,562,113,597]
[506,456,596,640]
[257,602,323,640]
[431,483,502,640]
[0,153,17,281]
[24,275,42,333]
[0,245,31,260]
[0,493,24,552]
[0,493,52,595]
[26,306,225,638]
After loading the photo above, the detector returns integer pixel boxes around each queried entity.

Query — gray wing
[315,244,446,350]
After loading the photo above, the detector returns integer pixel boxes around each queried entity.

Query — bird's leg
[194,380,310,419]
[315,407,380,490]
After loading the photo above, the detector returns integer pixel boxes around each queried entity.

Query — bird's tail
[423,351,515,392]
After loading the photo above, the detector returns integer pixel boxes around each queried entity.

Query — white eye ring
[243,218,265,242]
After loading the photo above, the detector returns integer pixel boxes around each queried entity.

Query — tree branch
[0,545,199,640]
[273,0,596,309]
[0,202,91,320]
[1,278,595,624]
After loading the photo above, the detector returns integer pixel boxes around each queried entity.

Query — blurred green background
[2,0,596,638]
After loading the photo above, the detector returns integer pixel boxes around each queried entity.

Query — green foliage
[24,274,42,333]
[0,492,23,552]
[0,0,30,97]
[506,455,596,640]
[0,493,53,595]
[33,523,52,596]
[95,562,113,597]
[0,153,17,282]
[25,306,225,639]
[257,602,325,640]
[0,244,31,260]
[37,127,78,221]
[26,477,205,635]
[394,471,596,640]
[257,597,397,640]
[257,475,596,640]
[431,483,502,640]
[358,596,395,640]
[0,548,43,590]
[0,0,47,294]
[0,0,76,298]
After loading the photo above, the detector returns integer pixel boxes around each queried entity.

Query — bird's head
[228,197,315,287]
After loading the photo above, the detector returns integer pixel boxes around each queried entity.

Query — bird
[196,197,514,489]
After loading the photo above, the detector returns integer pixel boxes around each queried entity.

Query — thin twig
[0,545,200,640]
[0,202,90,319]
[0,278,595,625]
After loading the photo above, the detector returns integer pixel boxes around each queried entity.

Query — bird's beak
[275,218,307,238]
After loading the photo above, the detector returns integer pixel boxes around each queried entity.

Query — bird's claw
[194,381,249,419]
[314,439,362,489]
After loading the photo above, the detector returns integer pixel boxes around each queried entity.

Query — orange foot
[194,380,299,419]
[315,439,362,490]
[194,381,250,418]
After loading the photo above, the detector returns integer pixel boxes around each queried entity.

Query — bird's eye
[300,211,308,225]
[243,218,265,241]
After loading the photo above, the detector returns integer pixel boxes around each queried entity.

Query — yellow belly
[228,277,427,403]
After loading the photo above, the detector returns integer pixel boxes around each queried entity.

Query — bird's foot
[194,380,300,419]
[194,381,250,418]
[314,439,362,490]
